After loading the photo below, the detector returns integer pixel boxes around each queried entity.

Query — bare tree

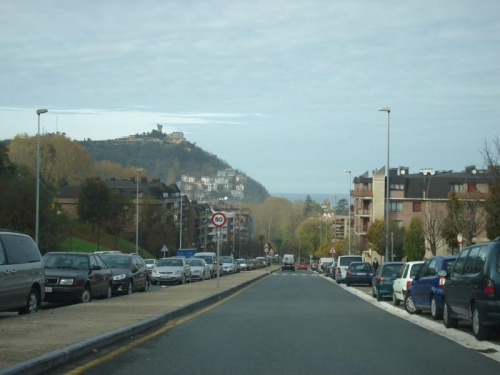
[481,137,500,239]
[421,203,446,255]
[443,194,486,246]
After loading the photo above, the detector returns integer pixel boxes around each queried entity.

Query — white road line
[324,275,500,363]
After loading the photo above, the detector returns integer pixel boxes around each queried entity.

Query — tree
[403,217,425,261]
[421,203,446,255]
[139,204,178,258]
[77,179,112,250]
[104,189,132,249]
[335,198,349,216]
[443,193,486,247]
[481,137,500,239]
[366,219,405,260]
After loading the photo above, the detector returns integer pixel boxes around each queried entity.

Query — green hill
[79,135,269,203]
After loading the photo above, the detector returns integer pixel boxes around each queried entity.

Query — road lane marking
[65,282,252,374]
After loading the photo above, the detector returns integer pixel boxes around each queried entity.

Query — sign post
[212,212,227,288]
[161,245,169,257]
[264,243,270,271]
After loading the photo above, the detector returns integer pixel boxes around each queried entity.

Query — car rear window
[444,259,456,274]
[382,264,403,277]
[1,234,41,264]
[339,256,362,266]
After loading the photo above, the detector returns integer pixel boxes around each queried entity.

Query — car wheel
[180,275,185,284]
[472,306,489,340]
[430,296,442,320]
[105,284,113,299]
[372,286,377,298]
[346,282,350,287]
[392,292,400,306]
[443,301,458,328]
[19,288,39,315]
[404,294,420,314]
[127,282,133,295]
[80,288,92,303]
[141,278,150,292]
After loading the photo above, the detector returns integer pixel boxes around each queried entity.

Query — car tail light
[484,279,495,296]
[439,275,446,288]
[377,276,386,281]
[336,267,341,274]
[347,270,352,276]
[406,280,412,290]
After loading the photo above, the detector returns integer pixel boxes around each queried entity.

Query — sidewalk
[0,266,279,375]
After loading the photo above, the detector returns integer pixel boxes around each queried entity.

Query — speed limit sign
[211,212,227,228]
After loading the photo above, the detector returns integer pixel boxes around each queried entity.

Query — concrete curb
[0,269,278,375]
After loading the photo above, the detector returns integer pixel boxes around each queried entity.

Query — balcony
[355,226,368,235]
[352,189,373,198]
[356,209,371,216]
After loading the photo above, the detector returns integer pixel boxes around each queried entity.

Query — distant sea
[271,193,349,204]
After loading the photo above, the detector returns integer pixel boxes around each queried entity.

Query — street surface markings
[323,275,500,364]
[64,282,253,375]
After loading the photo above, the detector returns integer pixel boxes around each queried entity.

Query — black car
[345,262,374,286]
[100,253,150,295]
[43,252,112,303]
[442,238,500,340]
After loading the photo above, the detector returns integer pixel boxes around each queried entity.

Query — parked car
[323,262,334,276]
[282,254,295,271]
[297,261,308,270]
[442,238,500,340]
[220,256,235,274]
[100,253,150,295]
[237,258,248,271]
[151,257,192,284]
[144,259,157,271]
[392,261,424,306]
[310,260,318,271]
[404,255,457,319]
[0,231,45,314]
[193,252,221,278]
[43,252,112,303]
[335,255,363,283]
[187,258,210,281]
[372,262,405,301]
[345,262,374,286]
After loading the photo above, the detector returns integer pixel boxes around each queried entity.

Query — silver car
[187,258,210,281]
[151,257,191,285]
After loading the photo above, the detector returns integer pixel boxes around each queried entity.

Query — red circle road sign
[211,212,227,228]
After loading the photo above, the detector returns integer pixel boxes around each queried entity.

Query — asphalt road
[47,269,500,375]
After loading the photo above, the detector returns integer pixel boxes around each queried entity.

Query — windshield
[189,260,204,267]
[382,264,404,277]
[43,254,89,271]
[220,257,233,263]
[145,260,155,265]
[157,258,183,267]
[194,256,213,264]
[350,263,372,271]
[101,255,131,269]
[339,257,362,266]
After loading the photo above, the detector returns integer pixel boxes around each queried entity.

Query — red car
[297,262,308,270]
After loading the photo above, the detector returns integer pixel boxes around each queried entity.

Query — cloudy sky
[1,0,499,195]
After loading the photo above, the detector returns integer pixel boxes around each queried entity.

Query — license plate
[45,287,52,293]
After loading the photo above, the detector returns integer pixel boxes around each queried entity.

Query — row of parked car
[332,238,500,341]
[0,230,270,316]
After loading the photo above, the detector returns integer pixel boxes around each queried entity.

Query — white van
[334,255,363,283]
[192,252,222,278]
[282,254,295,271]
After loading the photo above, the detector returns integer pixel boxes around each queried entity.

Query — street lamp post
[135,168,144,253]
[35,108,48,247]
[204,208,209,250]
[344,170,352,255]
[379,106,391,263]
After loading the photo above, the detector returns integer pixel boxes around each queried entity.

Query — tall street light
[135,168,144,253]
[344,170,352,255]
[35,108,48,247]
[379,106,391,263]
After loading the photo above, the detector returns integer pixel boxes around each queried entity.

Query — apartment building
[352,165,490,255]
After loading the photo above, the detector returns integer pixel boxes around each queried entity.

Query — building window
[413,202,422,212]
[389,202,402,212]
[467,183,478,193]
[390,183,404,190]
[450,184,463,193]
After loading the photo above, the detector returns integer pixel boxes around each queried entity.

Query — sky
[1,0,499,196]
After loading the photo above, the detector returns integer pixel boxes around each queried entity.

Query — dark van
[0,231,45,314]
[442,238,500,340]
